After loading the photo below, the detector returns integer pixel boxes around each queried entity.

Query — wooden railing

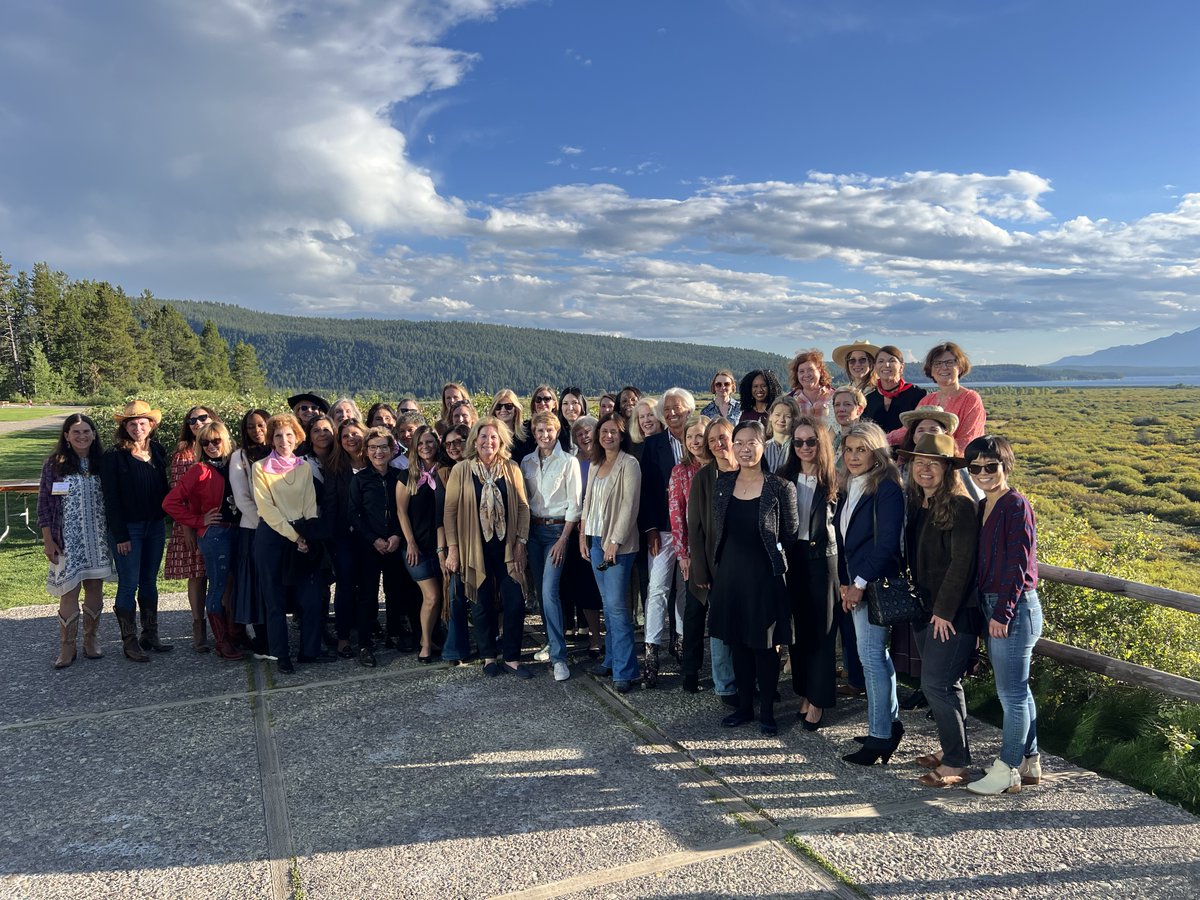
[3,478,1199,701]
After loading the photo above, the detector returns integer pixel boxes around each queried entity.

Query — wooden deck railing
[3,479,1199,701]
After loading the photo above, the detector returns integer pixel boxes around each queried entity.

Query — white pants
[645,534,686,647]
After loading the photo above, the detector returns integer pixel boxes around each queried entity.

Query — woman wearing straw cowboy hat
[99,400,172,662]
[896,433,981,789]
[831,340,880,395]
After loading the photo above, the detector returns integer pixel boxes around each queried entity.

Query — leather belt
[532,517,568,526]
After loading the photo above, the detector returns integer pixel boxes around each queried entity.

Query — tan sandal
[914,753,943,770]
[918,770,967,788]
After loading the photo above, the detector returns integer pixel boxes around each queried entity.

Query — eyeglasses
[200,438,222,447]
[792,437,819,448]
[534,395,554,404]
[494,403,516,411]
[932,359,958,370]
[367,445,391,455]
[444,440,465,449]
[967,462,1002,475]
[187,414,210,425]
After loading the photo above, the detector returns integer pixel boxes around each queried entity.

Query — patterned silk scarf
[470,459,507,542]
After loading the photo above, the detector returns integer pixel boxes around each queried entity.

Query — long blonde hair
[490,388,526,444]
[836,421,901,496]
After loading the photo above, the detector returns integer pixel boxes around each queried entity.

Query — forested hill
[170,300,793,395]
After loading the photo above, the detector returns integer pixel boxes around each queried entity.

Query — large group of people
[37,340,1041,794]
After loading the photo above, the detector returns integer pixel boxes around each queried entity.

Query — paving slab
[0,699,271,899]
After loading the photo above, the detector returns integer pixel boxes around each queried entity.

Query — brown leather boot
[54,613,80,669]
[82,606,104,659]
[188,590,209,652]
[116,608,149,662]
[208,612,244,661]
[139,600,175,652]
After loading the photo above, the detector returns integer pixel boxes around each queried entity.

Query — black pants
[383,555,420,638]
[332,533,364,642]
[256,523,323,660]
[914,605,981,768]
[359,548,402,651]
[787,549,837,709]
[681,587,708,679]
[731,644,781,726]
[468,566,526,662]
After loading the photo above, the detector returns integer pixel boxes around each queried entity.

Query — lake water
[968,375,1200,388]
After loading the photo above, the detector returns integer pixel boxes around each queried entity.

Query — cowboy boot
[116,608,149,663]
[208,612,244,661]
[82,606,104,659]
[187,591,209,652]
[54,612,80,669]
[139,599,175,652]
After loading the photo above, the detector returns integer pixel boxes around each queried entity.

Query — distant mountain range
[169,299,1141,395]
[1052,326,1200,369]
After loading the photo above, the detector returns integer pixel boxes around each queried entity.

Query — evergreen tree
[197,319,235,390]
[36,263,84,388]
[80,281,141,392]
[0,254,20,395]
[231,340,268,393]
[147,303,202,386]
[28,343,68,400]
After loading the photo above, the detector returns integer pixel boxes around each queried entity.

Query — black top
[400,467,444,554]
[349,466,402,546]
[862,384,927,434]
[708,497,792,649]
[208,460,240,525]
[472,473,510,575]
[99,442,169,542]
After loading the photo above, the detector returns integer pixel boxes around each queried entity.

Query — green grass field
[0,406,76,423]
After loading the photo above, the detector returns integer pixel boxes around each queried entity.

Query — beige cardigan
[580,451,641,556]
[443,458,530,602]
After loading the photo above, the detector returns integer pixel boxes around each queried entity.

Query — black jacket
[349,465,402,547]
[712,470,798,577]
[638,431,676,534]
[99,441,169,543]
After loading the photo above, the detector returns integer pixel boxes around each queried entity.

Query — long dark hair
[739,369,781,411]
[48,414,103,477]
[778,414,837,500]
[590,412,632,464]
[177,406,220,451]
[905,454,967,529]
[239,408,271,463]
[438,424,470,468]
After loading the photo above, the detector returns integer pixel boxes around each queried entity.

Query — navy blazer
[638,431,676,534]
[834,478,903,586]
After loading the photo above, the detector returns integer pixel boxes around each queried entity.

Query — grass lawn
[0,428,58,482]
[0,406,76,423]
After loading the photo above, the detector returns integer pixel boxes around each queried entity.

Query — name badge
[52,481,71,496]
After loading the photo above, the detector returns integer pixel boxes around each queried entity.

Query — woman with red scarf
[863,344,926,437]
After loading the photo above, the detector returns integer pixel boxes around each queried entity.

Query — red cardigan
[162,460,226,537]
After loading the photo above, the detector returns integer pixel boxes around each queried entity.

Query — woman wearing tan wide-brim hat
[99,399,171,662]
[831,341,881,394]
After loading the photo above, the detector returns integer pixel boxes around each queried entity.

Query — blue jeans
[110,520,166,613]
[851,602,899,740]
[441,574,472,662]
[528,523,569,662]
[588,539,640,682]
[984,590,1042,767]
[197,526,234,615]
[710,637,735,696]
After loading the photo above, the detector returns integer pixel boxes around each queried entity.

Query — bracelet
[436,547,447,555]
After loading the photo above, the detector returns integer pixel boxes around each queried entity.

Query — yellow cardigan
[444,459,530,602]
[252,460,317,542]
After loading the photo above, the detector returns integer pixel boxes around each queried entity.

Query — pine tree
[197,319,235,390]
[231,340,268,393]
[80,281,141,392]
[0,254,20,396]
[147,303,202,387]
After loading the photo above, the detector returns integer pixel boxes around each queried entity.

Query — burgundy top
[976,489,1038,626]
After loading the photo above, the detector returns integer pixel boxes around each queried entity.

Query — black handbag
[865,499,926,627]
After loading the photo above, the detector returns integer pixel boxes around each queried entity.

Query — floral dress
[41,459,116,597]
[163,447,207,579]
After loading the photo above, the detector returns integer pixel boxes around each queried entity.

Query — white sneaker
[967,758,1021,795]
[534,644,551,662]
[553,661,570,682]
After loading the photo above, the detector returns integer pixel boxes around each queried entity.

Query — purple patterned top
[976,489,1038,626]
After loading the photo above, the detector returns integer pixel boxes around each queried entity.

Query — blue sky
[2,0,1198,365]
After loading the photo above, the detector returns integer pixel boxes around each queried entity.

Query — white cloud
[2,1,1198,361]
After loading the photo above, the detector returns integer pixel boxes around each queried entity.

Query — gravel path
[1,595,1196,898]
[0,409,73,436]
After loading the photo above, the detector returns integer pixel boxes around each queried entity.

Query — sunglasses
[200,438,222,447]
[187,414,210,425]
[792,437,819,448]
[967,462,1002,475]
[296,404,320,413]
[534,395,555,404]
[494,402,516,411]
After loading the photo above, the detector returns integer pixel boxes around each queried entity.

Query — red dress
[163,448,207,579]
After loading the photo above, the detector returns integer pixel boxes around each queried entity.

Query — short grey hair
[655,387,696,425]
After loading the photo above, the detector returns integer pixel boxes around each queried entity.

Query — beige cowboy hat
[898,405,959,434]
[831,340,882,370]
[113,399,162,424]
[897,432,967,469]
